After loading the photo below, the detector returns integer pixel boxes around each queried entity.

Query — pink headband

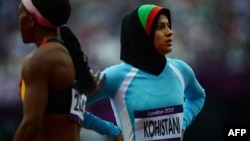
[22,0,56,28]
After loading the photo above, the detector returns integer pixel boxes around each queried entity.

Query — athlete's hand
[113,133,123,141]
[88,70,106,95]
[181,129,184,141]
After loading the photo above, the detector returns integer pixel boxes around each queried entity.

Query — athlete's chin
[165,49,172,55]
[165,46,172,51]
[160,48,172,55]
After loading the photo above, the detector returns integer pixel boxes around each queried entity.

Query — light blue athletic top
[84,58,206,141]
[83,111,121,139]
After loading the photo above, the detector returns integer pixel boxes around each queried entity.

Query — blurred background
[0,0,250,141]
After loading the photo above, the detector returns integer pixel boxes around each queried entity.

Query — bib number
[70,88,86,124]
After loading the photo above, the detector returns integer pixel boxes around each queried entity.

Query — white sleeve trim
[169,63,185,92]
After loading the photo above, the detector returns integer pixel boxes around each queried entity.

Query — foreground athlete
[14,0,122,141]
[84,4,206,141]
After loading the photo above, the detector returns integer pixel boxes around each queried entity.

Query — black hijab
[120,4,171,75]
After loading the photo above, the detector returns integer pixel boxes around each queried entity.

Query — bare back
[19,41,81,141]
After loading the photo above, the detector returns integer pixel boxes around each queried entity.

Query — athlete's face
[153,14,173,55]
[18,2,35,43]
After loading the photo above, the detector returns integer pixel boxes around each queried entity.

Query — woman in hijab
[85,4,206,141]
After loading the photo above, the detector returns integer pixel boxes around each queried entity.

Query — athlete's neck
[34,26,59,47]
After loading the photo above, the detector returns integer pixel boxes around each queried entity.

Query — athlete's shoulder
[103,62,134,76]
[168,58,194,74]
[90,62,135,99]
[100,62,135,90]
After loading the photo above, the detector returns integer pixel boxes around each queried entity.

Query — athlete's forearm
[182,92,206,130]
[82,111,121,139]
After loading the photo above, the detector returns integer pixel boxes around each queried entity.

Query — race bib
[70,88,86,125]
[134,105,183,141]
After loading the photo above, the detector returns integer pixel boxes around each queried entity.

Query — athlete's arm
[83,64,128,140]
[13,51,51,141]
[83,111,122,140]
[182,63,205,131]
[173,59,206,131]
[86,64,128,105]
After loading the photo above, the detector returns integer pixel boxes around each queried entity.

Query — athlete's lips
[165,39,172,43]
[165,39,172,46]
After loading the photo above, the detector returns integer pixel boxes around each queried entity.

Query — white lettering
[228,129,235,136]
[228,129,247,136]
[164,108,174,114]
[148,110,164,116]
[241,129,246,136]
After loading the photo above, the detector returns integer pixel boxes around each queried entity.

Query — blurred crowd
[0,0,249,141]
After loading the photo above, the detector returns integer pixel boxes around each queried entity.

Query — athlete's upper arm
[21,51,52,128]
[86,63,130,105]
[171,59,206,130]
[172,59,205,99]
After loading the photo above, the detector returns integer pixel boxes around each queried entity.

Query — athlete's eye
[156,24,165,30]
[167,23,171,28]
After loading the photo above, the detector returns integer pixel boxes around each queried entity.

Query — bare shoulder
[38,42,70,64]
[38,42,75,89]
[21,42,72,80]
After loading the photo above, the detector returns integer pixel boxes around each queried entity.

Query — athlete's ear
[30,14,37,27]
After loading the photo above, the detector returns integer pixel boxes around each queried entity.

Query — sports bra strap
[40,38,64,47]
